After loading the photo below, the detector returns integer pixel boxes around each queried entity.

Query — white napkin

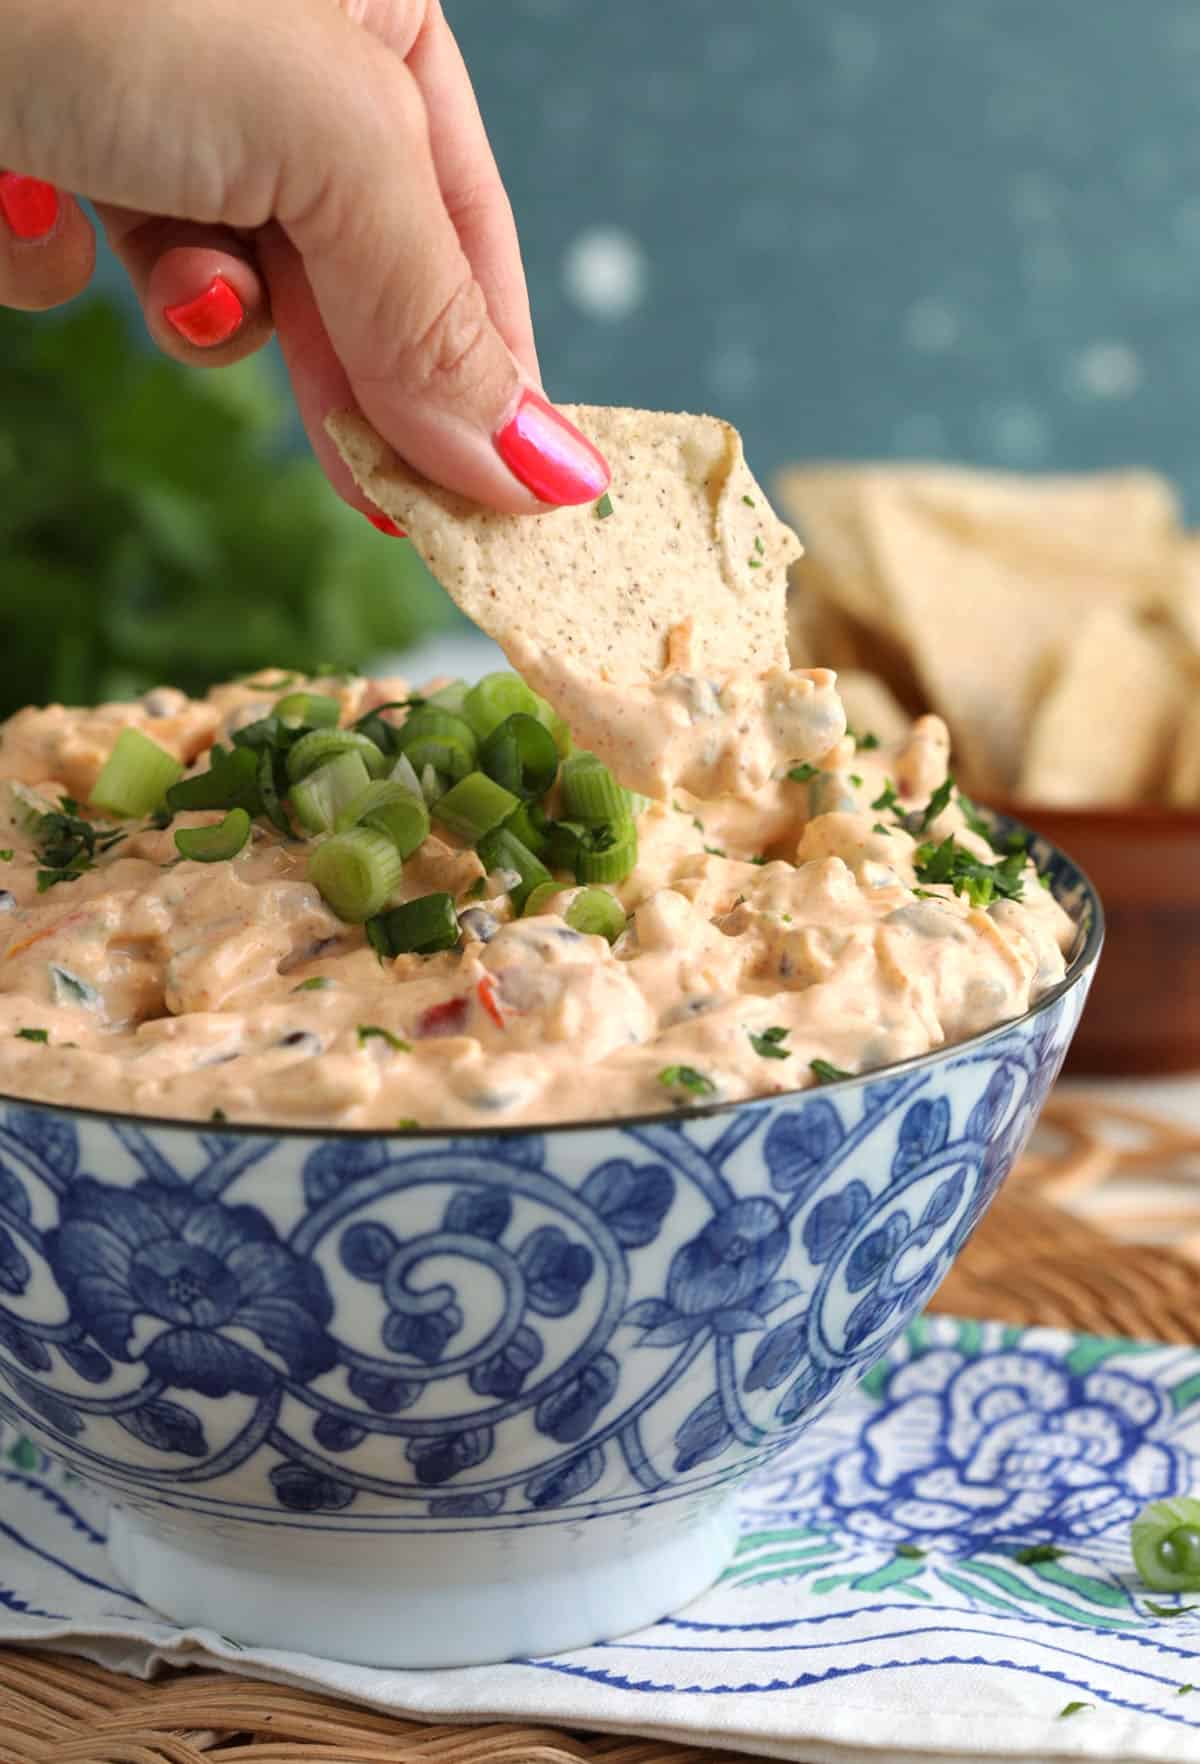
[3,1317,1200,1764]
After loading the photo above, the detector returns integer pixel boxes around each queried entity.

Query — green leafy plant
[0,298,457,715]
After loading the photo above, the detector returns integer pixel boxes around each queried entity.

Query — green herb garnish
[749,1026,790,1060]
[210,1108,227,1123]
[704,844,727,858]
[754,535,764,555]
[395,1118,420,1130]
[872,822,891,836]
[919,776,955,831]
[913,834,1025,909]
[1015,1545,1064,1565]
[1145,1601,1198,1618]
[0,850,13,862]
[849,773,863,788]
[810,1058,852,1084]
[742,494,755,507]
[293,977,333,992]
[658,1065,716,1099]
[1058,1702,1092,1718]
[788,762,819,784]
[357,1025,411,1052]
[849,728,880,751]
[15,1028,48,1043]
[871,779,901,815]
[895,1544,926,1559]
[595,492,614,518]
[33,799,124,892]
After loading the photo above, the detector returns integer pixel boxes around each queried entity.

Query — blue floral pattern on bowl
[0,987,1092,1531]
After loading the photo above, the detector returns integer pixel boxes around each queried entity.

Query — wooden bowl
[1006,801,1200,1075]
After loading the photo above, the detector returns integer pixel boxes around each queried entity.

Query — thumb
[272,12,609,512]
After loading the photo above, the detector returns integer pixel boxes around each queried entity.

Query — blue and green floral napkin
[3,1316,1199,1764]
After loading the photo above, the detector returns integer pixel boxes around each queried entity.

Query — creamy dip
[0,673,1075,1131]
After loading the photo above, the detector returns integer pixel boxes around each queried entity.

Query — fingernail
[0,174,59,242]
[366,513,406,538]
[163,275,244,348]
[494,389,610,507]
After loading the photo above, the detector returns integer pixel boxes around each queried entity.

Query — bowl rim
[0,808,1105,1143]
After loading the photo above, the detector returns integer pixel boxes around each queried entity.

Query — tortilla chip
[835,670,912,750]
[776,462,1181,793]
[329,406,799,682]
[1018,605,1187,805]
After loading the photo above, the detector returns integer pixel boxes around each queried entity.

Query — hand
[0,0,609,513]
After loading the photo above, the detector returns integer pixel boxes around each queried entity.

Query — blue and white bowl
[0,821,1102,1666]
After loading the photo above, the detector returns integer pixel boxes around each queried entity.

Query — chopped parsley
[957,789,992,841]
[1058,1702,1093,1719]
[871,778,901,815]
[357,1025,411,1052]
[848,727,880,751]
[849,772,863,788]
[1179,1684,1195,1696]
[293,976,333,992]
[872,822,892,836]
[810,1058,852,1084]
[919,775,955,831]
[747,556,762,569]
[1014,1545,1063,1565]
[788,762,819,784]
[395,1118,420,1130]
[658,1064,716,1098]
[754,535,764,555]
[704,844,727,858]
[913,834,1025,909]
[595,492,614,519]
[34,799,125,892]
[742,493,755,507]
[895,1544,926,1559]
[748,854,767,865]
[210,1108,227,1123]
[15,1028,48,1043]
[0,850,12,862]
[749,1025,790,1059]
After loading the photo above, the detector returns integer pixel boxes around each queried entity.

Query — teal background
[95,0,1200,511]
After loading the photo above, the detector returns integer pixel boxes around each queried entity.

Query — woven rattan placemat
[3,1096,1199,1764]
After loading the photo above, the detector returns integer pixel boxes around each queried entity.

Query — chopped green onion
[174,808,252,863]
[388,751,424,798]
[50,964,99,1008]
[257,748,293,836]
[370,891,460,955]
[565,887,627,942]
[532,693,573,756]
[274,691,341,728]
[561,752,626,823]
[1132,1497,1200,1591]
[521,880,563,917]
[424,679,470,715]
[15,1028,48,1043]
[394,707,477,786]
[336,779,430,858]
[658,1065,716,1099]
[308,828,404,922]
[167,745,259,814]
[435,771,520,843]
[291,752,372,835]
[479,713,560,801]
[357,1024,411,1051]
[475,826,552,909]
[90,728,183,818]
[810,1058,853,1085]
[287,729,388,784]
[503,799,550,855]
[574,821,638,884]
[462,672,542,740]
[351,701,409,756]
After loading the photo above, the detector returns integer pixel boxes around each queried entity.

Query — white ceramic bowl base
[108,1495,740,1666]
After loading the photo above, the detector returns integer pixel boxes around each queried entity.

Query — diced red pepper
[476,974,506,1029]
[414,994,469,1038]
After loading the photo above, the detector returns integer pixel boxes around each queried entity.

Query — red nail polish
[0,174,59,242]
[366,513,406,538]
[494,389,610,506]
[163,275,244,348]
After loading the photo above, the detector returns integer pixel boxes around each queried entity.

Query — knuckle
[402,274,495,399]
